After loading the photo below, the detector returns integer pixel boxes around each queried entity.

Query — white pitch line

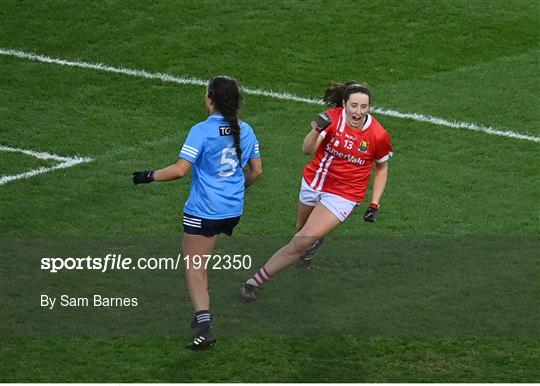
[371,108,540,143]
[0,145,93,186]
[1,47,539,143]
[0,144,72,162]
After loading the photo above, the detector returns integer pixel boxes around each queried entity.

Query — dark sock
[195,310,212,331]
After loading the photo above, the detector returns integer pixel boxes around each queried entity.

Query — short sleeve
[247,136,260,159]
[374,130,393,163]
[179,125,204,163]
[241,123,261,165]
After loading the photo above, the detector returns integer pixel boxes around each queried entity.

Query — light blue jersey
[179,114,260,219]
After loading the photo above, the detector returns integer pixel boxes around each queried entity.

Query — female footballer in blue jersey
[133,76,262,350]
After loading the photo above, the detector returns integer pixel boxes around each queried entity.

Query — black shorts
[183,213,241,237]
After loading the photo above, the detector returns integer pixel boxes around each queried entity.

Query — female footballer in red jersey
[241,81,392,301]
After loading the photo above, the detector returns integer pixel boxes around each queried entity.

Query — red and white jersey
[303,107,393,202]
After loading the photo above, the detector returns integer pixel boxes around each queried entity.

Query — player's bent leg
[242,229,318,301]
[296,201,316,232]
[297,192,357,267]
[296,181,326,268]
[296,237,324,268]
[264,204,341,276]
[241,205,341,303]
[296,201,322,267]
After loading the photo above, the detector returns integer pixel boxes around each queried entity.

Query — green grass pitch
[1,0,539,382]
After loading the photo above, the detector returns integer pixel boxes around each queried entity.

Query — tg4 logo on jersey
[219,126,232,136]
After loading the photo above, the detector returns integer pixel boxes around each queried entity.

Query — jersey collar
[208,114,225,120]
[341,109,372,132]
[361,114,372,131]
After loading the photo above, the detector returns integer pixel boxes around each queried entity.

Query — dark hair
[323,81,372,108]
[207,75,243,165]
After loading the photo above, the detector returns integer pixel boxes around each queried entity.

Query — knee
[289,234,318,254]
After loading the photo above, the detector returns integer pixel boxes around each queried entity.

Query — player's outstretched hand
[132,171,155,185]
[312,111,331,133]
[363,203,378,223]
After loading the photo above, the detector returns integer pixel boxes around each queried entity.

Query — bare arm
[153,158,193,181]
[302,122,324,155]
[370,161,388,205]
[244,157,262,188]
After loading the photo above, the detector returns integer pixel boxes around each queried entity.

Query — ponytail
[323,81,372,107]
[226,114,242,166]
[207,76,243,164]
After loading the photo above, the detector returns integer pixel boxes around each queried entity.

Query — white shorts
[299,178,358,222]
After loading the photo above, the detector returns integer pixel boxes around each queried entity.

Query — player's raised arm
[241,81,394,302]
[302,112,331,155]
[302,129,321,155]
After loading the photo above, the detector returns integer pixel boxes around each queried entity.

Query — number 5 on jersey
[219,147,238,177]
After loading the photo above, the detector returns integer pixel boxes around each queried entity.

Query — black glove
[363,203,379,223]
[132,171,154,185]
[312,111,332,133]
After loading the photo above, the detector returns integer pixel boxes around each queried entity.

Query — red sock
[247,266,271,287]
